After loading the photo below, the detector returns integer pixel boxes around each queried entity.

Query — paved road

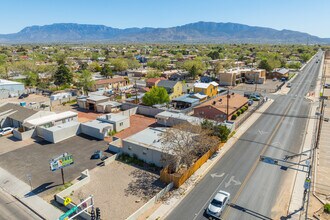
[0,188,41,220]
[166,51,323,220]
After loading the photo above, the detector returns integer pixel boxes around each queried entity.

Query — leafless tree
[160,122,220,173]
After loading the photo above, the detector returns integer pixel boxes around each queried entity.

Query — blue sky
[1,0,329,37]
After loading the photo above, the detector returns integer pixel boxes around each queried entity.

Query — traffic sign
[59,206,78,220]
[64,197,72,206]
[304,178,311,190]
[260,156,278,165]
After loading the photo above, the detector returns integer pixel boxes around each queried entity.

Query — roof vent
[212,101,216,105]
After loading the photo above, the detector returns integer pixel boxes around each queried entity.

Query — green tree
[24,71,39,87]
[145,69,162,79]
[182,59,206,79]
[54,64,72,86]
[147,58,170,70]
[142,86,170,106]
[110,58,129,72]
[78,70,94,95]
[258,59,272,72]
[127,59,141,69]
[207,51,220,60]
[100,64,113,78]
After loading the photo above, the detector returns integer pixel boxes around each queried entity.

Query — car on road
[206,190,230,219]
[272,78,277,81]
[324,83,330,88]
[249,95,260,101]
[0,127,14,136]
[245,80,254,84]
[18,93,29,99]
[286,82,292,88]
[248,99,254,106]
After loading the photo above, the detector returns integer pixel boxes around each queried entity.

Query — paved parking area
[235,79,283,93]
[71,161,165,220]
[0,134,112,197]
[0,135,39,155]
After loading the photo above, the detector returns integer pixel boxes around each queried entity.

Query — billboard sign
[50,153,74,172]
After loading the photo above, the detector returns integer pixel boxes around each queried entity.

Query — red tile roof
[95,77,126,85]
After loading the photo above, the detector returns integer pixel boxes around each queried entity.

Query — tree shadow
[124,169,165,201]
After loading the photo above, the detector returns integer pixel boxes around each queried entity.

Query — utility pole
[135,80,138,104]
[226,88,230,121]
[254,73,258,92]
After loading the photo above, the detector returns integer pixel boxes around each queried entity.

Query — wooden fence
[160,143,224,188]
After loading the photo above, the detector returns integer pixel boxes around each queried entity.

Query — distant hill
[0,21,329,44]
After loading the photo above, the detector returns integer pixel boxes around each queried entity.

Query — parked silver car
[0,127,14,136]
[206,190,230,219]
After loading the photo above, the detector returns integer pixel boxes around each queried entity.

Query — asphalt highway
[166,51,322,220]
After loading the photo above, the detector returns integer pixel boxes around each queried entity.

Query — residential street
[166,52,323,220]
[0,188,41,220]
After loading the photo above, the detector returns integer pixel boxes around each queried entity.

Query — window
[128,146,132,150]
[143,150,147,155]
[119,122,123,126]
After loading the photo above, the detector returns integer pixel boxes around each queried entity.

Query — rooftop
[195,93,248,115]
[87,95,110,102]
[98,113,129,123]
[194,81,219,89]
[25,111,78,127]
[157,80,178,89]
[156,111,206,126]
[44,121,80,132]
[0,79,24,86]
[0,103,38,122]
[172,94,199,104]
[82,119,113,130]
[95,77,127,85]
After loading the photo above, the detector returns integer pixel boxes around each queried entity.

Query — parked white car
[206,190,230,219]
[0,127,14,136]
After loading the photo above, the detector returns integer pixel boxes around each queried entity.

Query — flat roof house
[122,127,171,167]
[98,113,130,132]
[0,79,25,98]
[92,77,129,92]
[193,93,248,122]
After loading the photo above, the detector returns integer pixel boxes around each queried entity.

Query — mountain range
[0,21,329,44]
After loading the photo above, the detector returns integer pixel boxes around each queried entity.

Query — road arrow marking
[210,172,225,178]
[258,130,268,135]
[225,176,241,188]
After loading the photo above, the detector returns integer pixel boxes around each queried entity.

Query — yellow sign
[64,197,72,206]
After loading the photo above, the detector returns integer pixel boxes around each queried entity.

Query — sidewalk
[148,99,274,220]
[0,167,63,220]
[287,53,324,219]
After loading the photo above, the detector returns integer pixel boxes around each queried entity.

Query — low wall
[55,170,91,220]
[104,152,122,166]
[12,128,36,140]
[160,143,224,188]
[50,96,77,107]
[121,103,164,117]
[126,182,173,220]
[108,137,122,153]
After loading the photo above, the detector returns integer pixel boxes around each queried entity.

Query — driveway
[0,134,112,197]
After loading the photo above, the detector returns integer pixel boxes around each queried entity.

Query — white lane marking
[225,176,241,188]
[210,172,225,178]
[193,174,229,220]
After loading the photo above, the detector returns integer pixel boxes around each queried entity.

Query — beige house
[218,68,266,86]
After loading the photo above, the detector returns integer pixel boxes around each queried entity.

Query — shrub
[325,203,330,214]
[231,114,237,120]
[236,111,241,116]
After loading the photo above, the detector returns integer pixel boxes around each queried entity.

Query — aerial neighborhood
[0,38,329,220]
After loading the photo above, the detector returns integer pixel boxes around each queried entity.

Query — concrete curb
[148,99,274,220]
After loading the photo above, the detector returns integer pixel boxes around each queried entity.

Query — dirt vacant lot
[71,161,165,220]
